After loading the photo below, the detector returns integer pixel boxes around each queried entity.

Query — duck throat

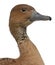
[9,23,28,42]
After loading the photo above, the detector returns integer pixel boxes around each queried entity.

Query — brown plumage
[0,4,51,65]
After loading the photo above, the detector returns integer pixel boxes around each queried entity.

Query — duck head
[9,4,51,28]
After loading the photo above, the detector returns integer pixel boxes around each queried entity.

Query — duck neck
[16,27,28,42]
[10,23,28,42]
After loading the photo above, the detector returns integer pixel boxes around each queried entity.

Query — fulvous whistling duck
[0,4,51,65]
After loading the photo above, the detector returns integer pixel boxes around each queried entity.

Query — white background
[0,0,55,65]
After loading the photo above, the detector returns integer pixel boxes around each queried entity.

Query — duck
[0,4,51,65]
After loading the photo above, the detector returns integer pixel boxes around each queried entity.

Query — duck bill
[30,11,52,22]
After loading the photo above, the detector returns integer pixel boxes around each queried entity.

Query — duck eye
[21,8,26,12]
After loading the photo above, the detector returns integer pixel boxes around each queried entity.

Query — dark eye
[21,8,27,13]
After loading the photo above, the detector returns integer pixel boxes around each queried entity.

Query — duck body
[17,38,44,65]
[0,4,51,65]
[0,39,44,65]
